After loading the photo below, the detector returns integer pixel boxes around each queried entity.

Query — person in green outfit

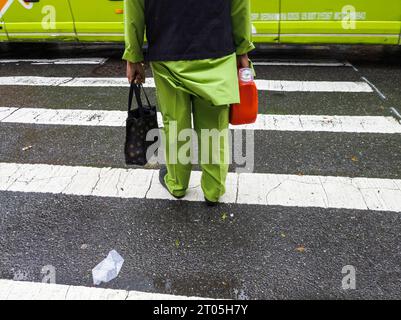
[123,0,255,206]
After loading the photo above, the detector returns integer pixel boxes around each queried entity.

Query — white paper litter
[92,250,124,285]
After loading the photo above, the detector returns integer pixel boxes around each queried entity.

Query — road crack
[0,107,21,122]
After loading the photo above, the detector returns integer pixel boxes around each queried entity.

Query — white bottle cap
[239,68,254,82]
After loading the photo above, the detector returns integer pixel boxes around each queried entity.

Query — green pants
[151,63,230,202]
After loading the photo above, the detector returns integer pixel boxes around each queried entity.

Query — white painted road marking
[1,107,400,134]
[0,58,108,65]
[0,59,348,67]
[0,76,73,86]
[0,280,207,300]
[256,79,372,92]
[361,76,387,100]
[1,162,400,212]
[235,114,401,133]
[253,61,352,67]
[0,76,373,92]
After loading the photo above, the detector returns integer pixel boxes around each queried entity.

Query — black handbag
[124,82,159,166]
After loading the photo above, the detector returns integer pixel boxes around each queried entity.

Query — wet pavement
[0,43,401,299]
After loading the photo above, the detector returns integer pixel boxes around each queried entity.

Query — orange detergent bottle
[230,68,259,125]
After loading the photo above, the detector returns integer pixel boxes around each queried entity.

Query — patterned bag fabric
[124,83,159,166]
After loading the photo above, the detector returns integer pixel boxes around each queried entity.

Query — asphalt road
[0,43,400,299]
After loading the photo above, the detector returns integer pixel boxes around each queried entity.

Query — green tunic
[122,0,255,106]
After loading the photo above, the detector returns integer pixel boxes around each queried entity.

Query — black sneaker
[204,197,218,207]
[159,166,185,199]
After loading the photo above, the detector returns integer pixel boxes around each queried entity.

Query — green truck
[1,0,400,45]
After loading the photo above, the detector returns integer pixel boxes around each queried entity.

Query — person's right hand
[237,53,250,69]
[127,61,146,84]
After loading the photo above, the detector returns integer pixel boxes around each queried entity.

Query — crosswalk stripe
[1,107,400,134]
[0,76,373,92]
[0,58,108,65]
[256,79,372,92]
[0,59,348,67]
[253,61,352,67]
[0,59,350,67]
[0,280,207,300]
[1,162,400,212]
[0,76,73,86]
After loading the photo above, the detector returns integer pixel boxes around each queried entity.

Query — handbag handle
[128,82,152,116]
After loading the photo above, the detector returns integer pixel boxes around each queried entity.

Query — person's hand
[127,61,146,84]
[237,53,250,68]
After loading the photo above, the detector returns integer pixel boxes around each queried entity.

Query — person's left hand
[237,53,250,68]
